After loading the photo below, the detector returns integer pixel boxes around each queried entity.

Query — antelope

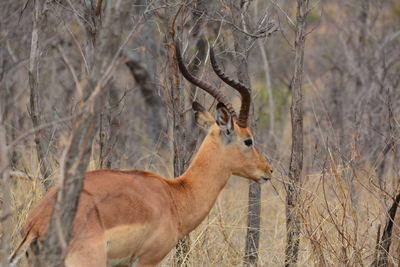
[10,40,273,267]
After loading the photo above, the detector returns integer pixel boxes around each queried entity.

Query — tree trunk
[125,59,165,143]
[164,4,190,266]
[0,112,11,267]
[41,102,99,266]
[186,0,206,155]
[101,85,121,169]
[374,192,400,267]
[36,0,134,263]
[126,0,166,146]
[285,1,308,266]
[227,1,261,265]
[29,0,53,191]
[259,43,275,137]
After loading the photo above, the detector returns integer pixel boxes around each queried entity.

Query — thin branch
[56,44,83,99]
[86,17,146,106]
[271,0,295,26]
[6,113,80,151]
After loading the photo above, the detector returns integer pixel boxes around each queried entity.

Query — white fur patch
[106,255,131,266]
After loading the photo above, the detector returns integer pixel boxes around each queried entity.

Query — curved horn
[175,40,237,120]
[210,47,251,128]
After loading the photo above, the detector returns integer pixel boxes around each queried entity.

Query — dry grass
[3,144,400,267]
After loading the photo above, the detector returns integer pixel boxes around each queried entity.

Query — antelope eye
[244,139,253,147]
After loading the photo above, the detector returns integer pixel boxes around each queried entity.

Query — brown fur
[11,116,273,267]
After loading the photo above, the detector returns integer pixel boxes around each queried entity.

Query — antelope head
[176,41,273,184]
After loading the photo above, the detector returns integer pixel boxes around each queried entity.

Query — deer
[9,40,273,267]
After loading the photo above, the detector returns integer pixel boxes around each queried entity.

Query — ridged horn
[210,46,251,128]
[175,40,237,120]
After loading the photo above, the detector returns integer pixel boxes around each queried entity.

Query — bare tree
[41,98,100,266]
[163,2,191,265]
[374,192,400,267]
[33,1,142,264]
[126,0,166,146]
[1,5,15,264]
[226,1,261,265]
[29,0,53,190]
[285,0,309,266]
[0,93,11,267]
[0,4,18,265]
[220,1,278,265]
[98,84,121,169]
[185,0,206,155]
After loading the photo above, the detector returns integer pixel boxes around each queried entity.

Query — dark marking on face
[244,139,253,147]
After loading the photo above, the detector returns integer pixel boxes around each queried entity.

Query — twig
[6,113,81,150]
[56,45,83,99]
[271,0,295,26]
[86,17,146,106]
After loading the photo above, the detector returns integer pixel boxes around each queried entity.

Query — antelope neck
[169,134,232,238]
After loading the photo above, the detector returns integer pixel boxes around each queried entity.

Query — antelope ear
[216,102,234,136]
[193,102,215,129]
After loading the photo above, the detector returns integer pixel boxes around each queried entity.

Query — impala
[10,40,273,267]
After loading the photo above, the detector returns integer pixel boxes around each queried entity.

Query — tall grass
[4,141,399,266]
